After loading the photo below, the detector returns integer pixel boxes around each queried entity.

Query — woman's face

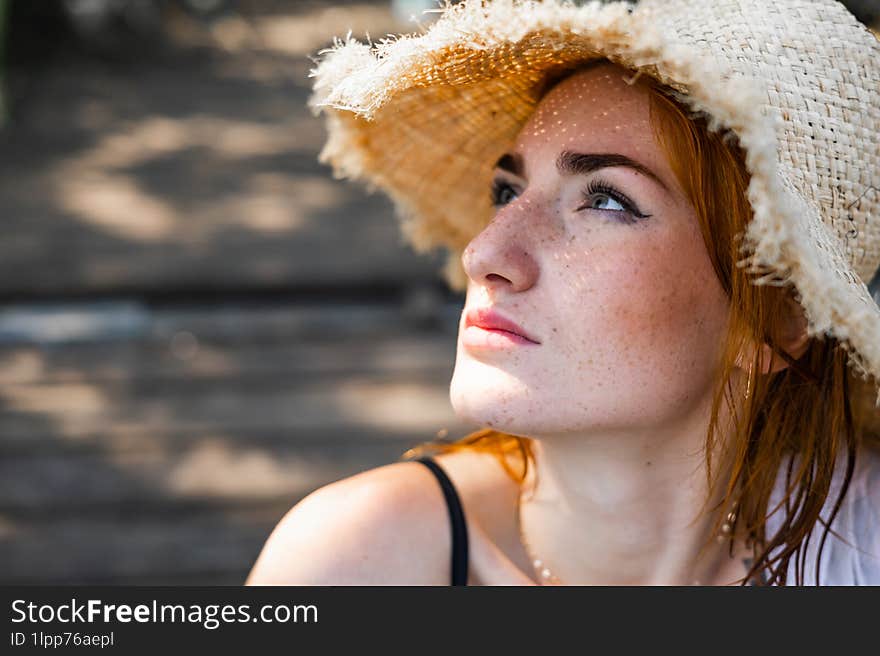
[449,62,731,437]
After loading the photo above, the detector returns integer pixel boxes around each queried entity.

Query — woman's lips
[462,307,541,349]
[462,324,541,349]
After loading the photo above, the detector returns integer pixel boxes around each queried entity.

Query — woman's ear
[736,294,811,376]
[776,294,811,360]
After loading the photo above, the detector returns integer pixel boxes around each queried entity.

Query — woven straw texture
[308,0,880,404]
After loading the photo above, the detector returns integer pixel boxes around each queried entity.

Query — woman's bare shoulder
[245,450,517,585]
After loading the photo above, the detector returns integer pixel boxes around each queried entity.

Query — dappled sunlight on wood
[58,116,313,170]
[254,5,403,56]
[211,174,339,234]
[209,5,403,57]
[59,173,178,242]
[51,114,350,241]
[0,351,47,384]
[334,380,456,431]
[0,382,110,418]
[0,0,467,584]
[0,379,460,437]
[162,439,333,499]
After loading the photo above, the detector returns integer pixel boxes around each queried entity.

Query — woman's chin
[449,385,527,432]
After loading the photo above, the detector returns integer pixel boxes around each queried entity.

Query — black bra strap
[413,456,469,586]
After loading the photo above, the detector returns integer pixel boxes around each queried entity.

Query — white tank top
[764,444,880,585]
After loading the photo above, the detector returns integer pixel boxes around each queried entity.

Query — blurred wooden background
[0,0,477,584]
[0,0,876,585]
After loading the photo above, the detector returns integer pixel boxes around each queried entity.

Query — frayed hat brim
[309,0,880,404]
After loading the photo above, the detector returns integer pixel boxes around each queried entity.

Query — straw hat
[308,0,880,405]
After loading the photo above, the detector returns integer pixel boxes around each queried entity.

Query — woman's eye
[490,179,519,207]
[577,180,650,221]
[585,193,626,212]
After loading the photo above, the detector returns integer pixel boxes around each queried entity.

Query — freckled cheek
[574,254,712,352]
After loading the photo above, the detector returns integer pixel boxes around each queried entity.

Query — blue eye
[490,178,519,207]
[577,178,651,222]
[585,192,626,212]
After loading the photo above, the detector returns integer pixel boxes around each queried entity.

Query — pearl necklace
[517,484,739,586]
[516,484,564,585]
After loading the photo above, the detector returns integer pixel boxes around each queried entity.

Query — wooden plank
[0,413,471,452]
[0,297,463,347]
[0,504,289,584]
[0,438,417,515]
[0,371,471,448]
[0,336,458,386]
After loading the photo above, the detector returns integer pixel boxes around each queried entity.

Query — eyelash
[489,176,651,223]
[578,178,651,222]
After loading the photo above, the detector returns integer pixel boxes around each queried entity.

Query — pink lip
[463,307,541,345]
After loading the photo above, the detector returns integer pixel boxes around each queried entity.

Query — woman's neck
[518,404,749,585]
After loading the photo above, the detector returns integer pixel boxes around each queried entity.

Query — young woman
[246,0,880,586]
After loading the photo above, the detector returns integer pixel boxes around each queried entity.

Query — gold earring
[744,362,754,400]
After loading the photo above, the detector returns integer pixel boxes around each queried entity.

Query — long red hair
[402,62,880,586]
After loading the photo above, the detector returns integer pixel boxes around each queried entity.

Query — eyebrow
[494,150,670,192]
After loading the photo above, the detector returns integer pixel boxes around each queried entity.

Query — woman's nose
[461,203,541,293]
